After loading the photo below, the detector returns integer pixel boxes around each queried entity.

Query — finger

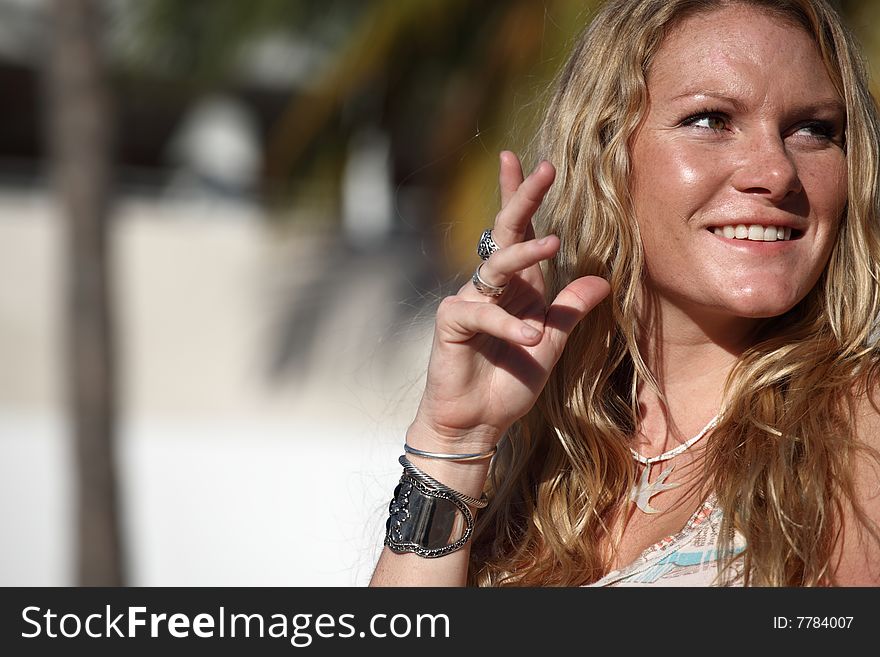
[436,296,544,346]
[499,151,524,210]
[542,276,611,355]
[492,160,555,248]
[464,234,560,292]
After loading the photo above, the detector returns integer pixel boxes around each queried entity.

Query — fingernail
[522,325,541,339]
[538,235,553,245]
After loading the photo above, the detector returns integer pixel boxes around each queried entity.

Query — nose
[730,134,803,202]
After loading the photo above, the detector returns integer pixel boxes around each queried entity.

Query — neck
[633,292,761,452]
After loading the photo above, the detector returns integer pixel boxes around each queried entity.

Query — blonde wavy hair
[469,0,880,586]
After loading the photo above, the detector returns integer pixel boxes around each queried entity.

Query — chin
[722,291,805,320]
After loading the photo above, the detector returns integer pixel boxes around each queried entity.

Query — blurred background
[0,0,877,586]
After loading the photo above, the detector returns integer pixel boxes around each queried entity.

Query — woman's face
[630,5,848,321]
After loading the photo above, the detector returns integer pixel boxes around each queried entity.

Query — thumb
[543,276,611,356]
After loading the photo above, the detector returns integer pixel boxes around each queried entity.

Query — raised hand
[408,151,611,453]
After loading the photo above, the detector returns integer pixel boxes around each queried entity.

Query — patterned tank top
[586,494,747,587]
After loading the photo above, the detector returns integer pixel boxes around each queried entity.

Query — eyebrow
[672,92,749,112]
[671,92,845,115]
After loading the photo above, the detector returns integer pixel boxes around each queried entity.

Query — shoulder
[830,381,880,585]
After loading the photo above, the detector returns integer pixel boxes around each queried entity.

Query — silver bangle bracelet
[403,442,497,462]
[398,455,489,509]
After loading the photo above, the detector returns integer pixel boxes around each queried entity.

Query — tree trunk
[46,0,123,586]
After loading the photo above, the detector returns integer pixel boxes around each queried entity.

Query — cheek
[631,139,725,237]
[798,156,847,269]
[827,163,848,223]
[798,152,848,220]
[668,151,704,188]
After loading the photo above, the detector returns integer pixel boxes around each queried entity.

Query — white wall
[0,192,433,585]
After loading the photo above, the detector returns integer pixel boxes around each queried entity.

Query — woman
[371,0,880,586]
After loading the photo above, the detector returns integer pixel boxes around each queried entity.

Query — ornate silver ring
[477,228,500,260]
[471,262,507,297]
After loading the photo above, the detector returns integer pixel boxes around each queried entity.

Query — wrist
[404,423,495,500]
[406,417,502,454]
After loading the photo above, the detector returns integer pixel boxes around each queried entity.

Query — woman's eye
[682,113,728,132]
[792,121,836,141]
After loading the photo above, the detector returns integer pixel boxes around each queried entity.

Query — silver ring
[477,228,500,260]
[471,263,506,297]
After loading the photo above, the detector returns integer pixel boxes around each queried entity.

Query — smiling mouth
[708,224,803,242]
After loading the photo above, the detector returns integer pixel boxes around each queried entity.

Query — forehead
[648,5,838,102]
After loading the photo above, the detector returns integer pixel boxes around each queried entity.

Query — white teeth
[713,224,795,241]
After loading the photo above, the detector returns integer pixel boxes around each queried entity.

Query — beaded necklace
[629,414,719,514]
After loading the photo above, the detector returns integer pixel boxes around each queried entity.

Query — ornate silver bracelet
[384,474,474,558]
[398,455,488,508]
[383,455,489,558]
